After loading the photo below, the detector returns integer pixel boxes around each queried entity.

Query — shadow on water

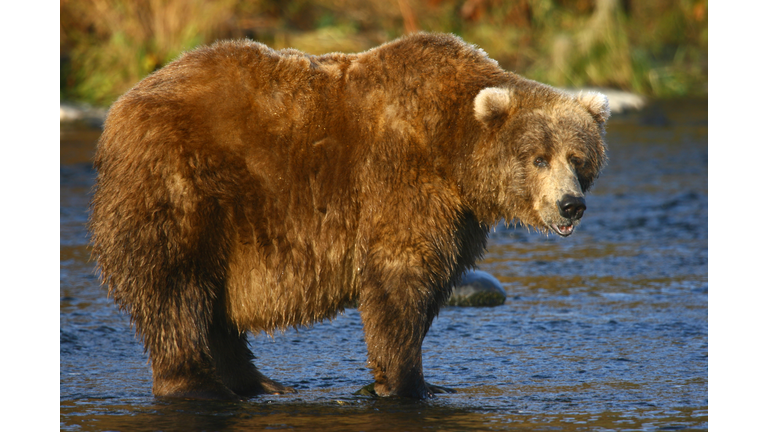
[60,99,707,431]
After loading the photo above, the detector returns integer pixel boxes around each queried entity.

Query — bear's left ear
[577,92,611,124]
[474,87,515,127]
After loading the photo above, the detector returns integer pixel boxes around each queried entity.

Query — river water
[60,99,707,431]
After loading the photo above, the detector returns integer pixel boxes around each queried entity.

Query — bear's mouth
[551,223,575,237]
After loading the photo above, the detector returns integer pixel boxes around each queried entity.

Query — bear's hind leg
[132,277,247,400]
[208,320,297,396]
[151,356,238,401]
[141,287,241,401]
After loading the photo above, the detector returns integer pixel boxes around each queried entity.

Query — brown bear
[89,32,608,400]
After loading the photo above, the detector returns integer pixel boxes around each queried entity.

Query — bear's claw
[427,384,457,395]
[354,382,456,398]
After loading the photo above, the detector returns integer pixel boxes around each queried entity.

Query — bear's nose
[558,195,586,220]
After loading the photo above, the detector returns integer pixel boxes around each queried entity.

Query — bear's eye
[570,156,584,168]
[534,157,548,168]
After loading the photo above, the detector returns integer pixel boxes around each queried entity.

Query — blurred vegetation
[60,0,707,106]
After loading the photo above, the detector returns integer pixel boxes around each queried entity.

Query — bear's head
[468,85,609,237]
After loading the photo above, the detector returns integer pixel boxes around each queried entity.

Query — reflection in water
[61,100,707,431]
[60,396,706,431]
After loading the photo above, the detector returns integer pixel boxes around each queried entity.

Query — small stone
[447,270,506,307]
[60,104,83,122]
[561,87,646,114]
[60,103,107,128]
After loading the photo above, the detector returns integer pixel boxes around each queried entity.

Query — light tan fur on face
[531,150,585,233]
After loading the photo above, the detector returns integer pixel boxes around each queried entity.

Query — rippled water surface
[60,99,707,431]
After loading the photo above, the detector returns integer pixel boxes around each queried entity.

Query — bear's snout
[557,194,586,220]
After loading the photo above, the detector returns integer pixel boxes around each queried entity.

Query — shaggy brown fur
[89,32,608,400]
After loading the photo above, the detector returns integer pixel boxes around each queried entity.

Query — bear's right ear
[474,87,515,127]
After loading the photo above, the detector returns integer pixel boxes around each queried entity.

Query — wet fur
[89,33,608,400]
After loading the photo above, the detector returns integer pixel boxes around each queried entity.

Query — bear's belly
[225,237,360,332]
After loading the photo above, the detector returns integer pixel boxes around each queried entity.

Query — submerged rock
[447,270,506,307]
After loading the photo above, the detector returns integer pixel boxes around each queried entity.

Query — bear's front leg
[357,263,449,399]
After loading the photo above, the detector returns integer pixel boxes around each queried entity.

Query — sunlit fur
[89,33,608,401]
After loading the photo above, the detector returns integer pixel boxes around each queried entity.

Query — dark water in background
[60,99,707,431]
